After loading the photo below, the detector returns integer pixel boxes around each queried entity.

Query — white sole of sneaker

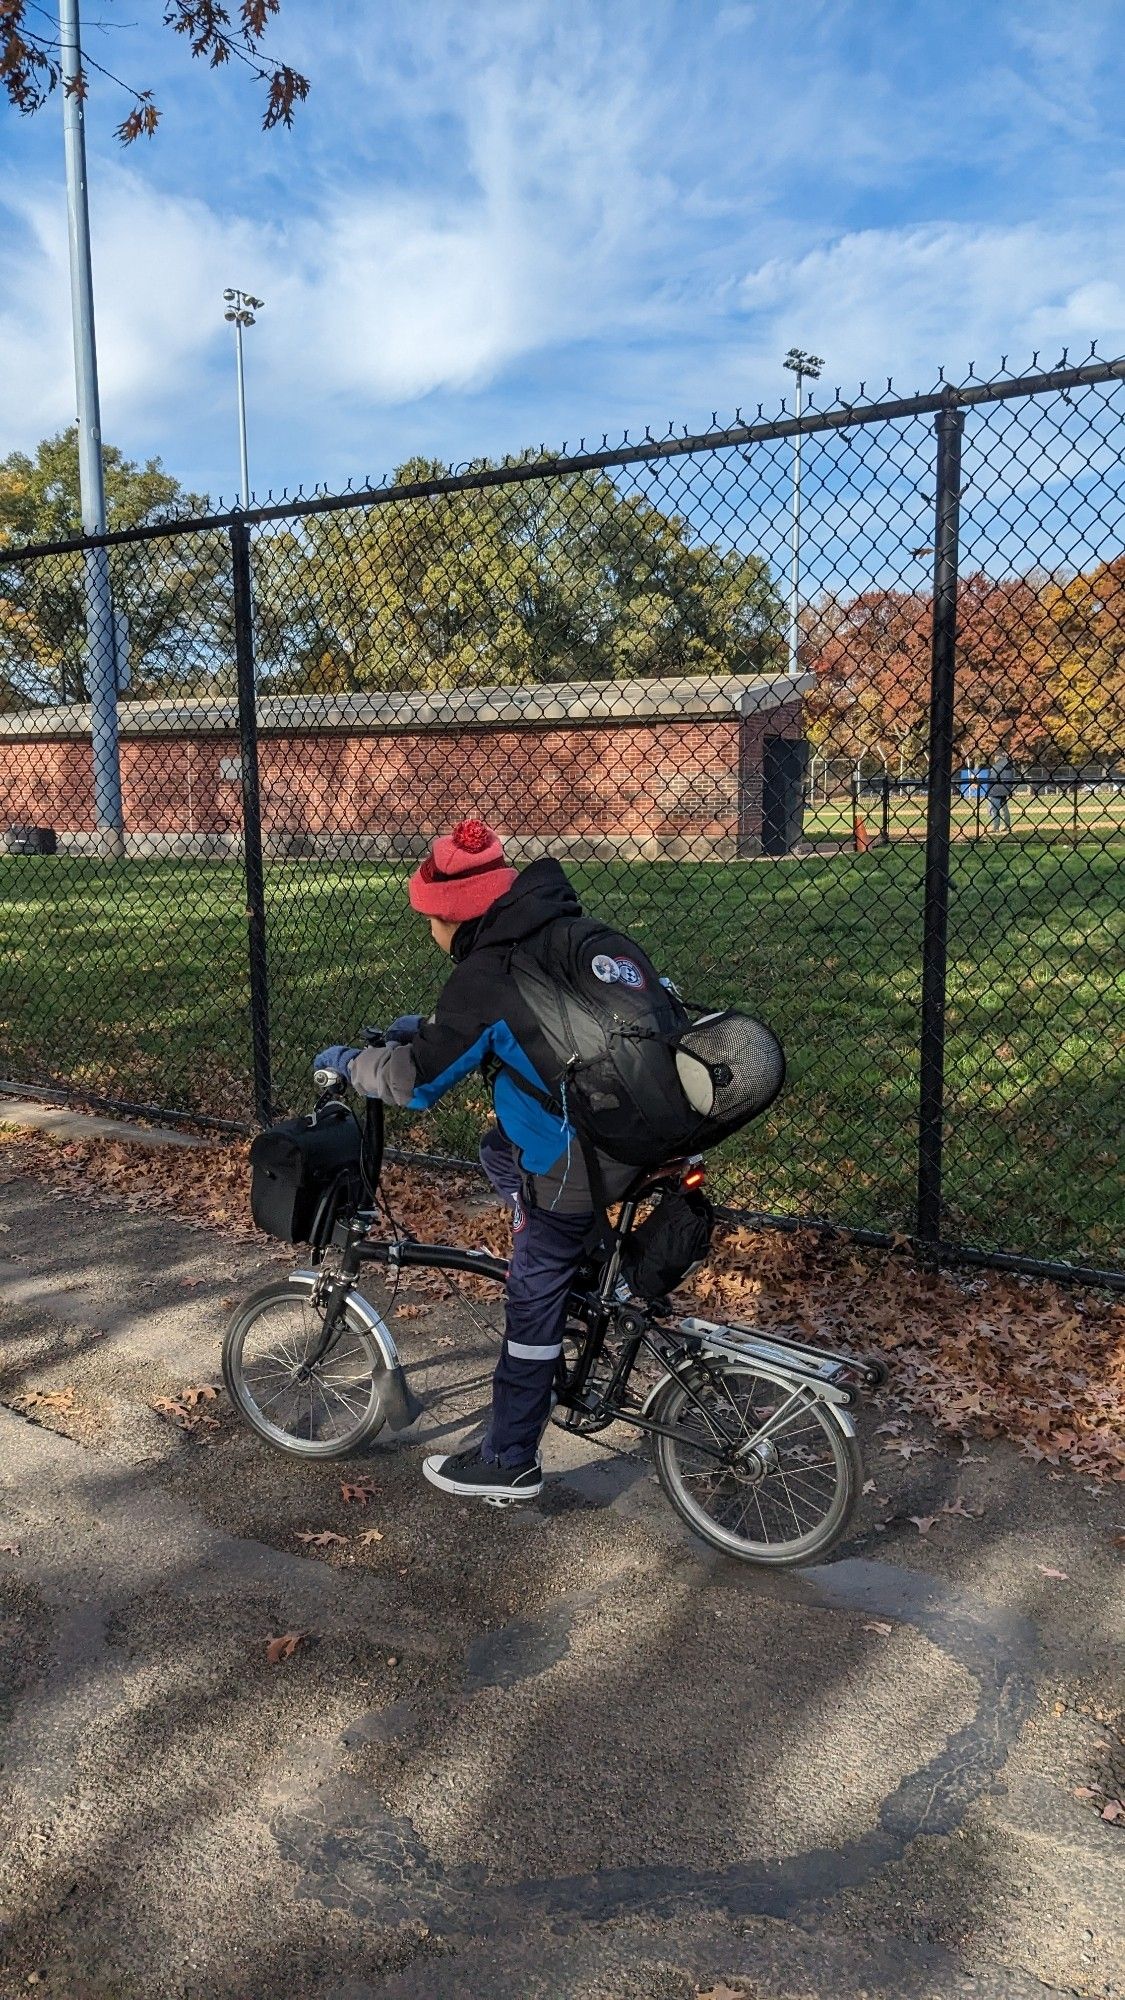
[421,1458,543,1502]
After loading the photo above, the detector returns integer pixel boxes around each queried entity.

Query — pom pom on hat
[408,817,519,922]
[450,818,492,854]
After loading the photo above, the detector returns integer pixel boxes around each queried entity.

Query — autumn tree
[0,0,308,142]
[804,569,1123,772]
[1040,557,1125,765]
[255,460,787,694]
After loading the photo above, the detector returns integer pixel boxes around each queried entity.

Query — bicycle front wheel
[651,1360,862,1565]
[222,1279,388,1459]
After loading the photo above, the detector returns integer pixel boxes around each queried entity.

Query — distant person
[989,747,1017,833]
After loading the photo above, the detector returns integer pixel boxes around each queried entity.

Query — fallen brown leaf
[150,1395,220,1434]
[265,1631,306,1664]
[180,1384,219,1406]
[357,1528,385,1546]
[862,1619,893,1635]
[1038,1566,1069,1580]
[0,1542,19,1556]
[151,1396,189,1423]
[1101,1798,1124,1822]
[5,1125,1124,1487]
[909,1515,938,1536]
[296,1529,347,1548]
[941,1496,984,1519]
[23,1386,76,1413]
[340,1481,377,1506]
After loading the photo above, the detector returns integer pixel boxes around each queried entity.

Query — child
[316,819,637,1503]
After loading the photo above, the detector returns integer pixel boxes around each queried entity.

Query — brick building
[0,670,812,861]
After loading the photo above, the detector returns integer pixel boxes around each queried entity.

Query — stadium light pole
[60,0,123,851]
[223,289,264,507]
[783,347,823,678]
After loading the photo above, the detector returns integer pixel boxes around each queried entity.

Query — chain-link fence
[1,354,1122,1284]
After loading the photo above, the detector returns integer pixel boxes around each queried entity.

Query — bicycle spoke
[315,1377,369,1421]
[255,1375,301,1414]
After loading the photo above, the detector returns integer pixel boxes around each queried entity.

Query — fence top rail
[3,353,1123,564]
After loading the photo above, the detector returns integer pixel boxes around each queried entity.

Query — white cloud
[0,6,670,456]
[733,220,1125,401]
[0,173,262,446]
[4,0,1125,495]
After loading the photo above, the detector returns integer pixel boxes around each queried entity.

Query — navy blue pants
[479,1129,593,1468]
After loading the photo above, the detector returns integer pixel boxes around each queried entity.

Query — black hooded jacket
[395,858,654,1176]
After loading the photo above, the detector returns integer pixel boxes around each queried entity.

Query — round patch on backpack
[614,957,646,989]
[591,953,620,983]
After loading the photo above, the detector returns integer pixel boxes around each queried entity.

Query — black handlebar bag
[250,1104,361,1243]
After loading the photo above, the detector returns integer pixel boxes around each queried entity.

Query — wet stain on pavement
[272,1553,1039,1941]
[338,1700,419,1750]
[462,1591,594,1691]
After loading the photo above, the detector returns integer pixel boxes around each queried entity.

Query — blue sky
[2,0,1125,508]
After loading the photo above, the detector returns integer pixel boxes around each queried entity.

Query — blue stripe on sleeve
[408,1020,573,1173]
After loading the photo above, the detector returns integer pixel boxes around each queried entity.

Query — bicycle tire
[222,1278,388,1460]
[651,1359,862,1565]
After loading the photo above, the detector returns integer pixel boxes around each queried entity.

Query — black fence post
[917,396,965,1246]
[881,771,891,844]
[230,517,273,1127]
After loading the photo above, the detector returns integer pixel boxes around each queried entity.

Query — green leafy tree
[0,428,230,704]
[255,459,786,693]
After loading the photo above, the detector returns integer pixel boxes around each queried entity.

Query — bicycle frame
[296,1086,881,1469]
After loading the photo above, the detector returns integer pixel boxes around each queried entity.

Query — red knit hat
[409,819,518,923]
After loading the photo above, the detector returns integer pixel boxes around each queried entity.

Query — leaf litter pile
[1,1123,1121,1483]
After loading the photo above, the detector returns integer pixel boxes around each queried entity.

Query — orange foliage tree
[805,566,1125,772]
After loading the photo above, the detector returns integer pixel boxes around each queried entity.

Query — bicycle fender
[377,1362,425,1431]
[285,1269,424,1430]
[639,1353,857,1431]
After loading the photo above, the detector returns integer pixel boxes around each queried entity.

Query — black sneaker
[422,1445,543,1504]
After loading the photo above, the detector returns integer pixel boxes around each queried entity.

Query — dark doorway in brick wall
[761,736,809,855]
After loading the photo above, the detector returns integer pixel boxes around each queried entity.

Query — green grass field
[804,789,1125,845]
[1,840,1122,1266]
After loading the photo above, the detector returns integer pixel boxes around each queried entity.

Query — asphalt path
[0,1163,1121,2000]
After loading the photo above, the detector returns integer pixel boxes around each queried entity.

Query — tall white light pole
[223,289,263,506]
[783,346,823,678]
[60,0,123,850]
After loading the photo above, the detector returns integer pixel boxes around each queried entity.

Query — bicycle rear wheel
[651,1359,861,1565]
[222,1279,387,1459]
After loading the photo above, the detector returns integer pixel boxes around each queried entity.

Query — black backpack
[501,916,785,1170]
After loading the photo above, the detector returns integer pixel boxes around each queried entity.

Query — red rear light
[683,1166,706,1188]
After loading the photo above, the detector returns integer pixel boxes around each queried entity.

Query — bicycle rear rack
[678,1316,886,1395]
